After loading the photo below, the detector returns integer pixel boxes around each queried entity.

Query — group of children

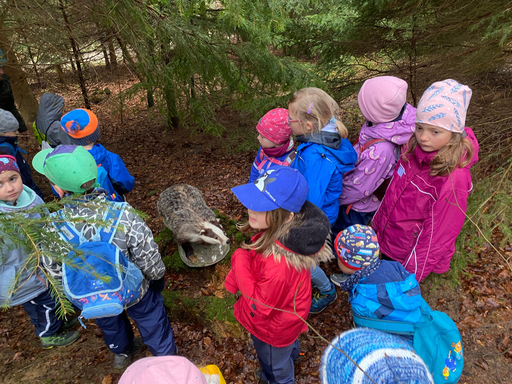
[226,77,478,383]
[0,76,478,383]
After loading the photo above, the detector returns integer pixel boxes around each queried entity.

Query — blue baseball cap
[231,166,308,213]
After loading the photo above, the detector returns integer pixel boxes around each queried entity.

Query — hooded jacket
[225,201,332,347]
[341,103,416,212]
[88,143,134,198]
[34,93,73,147]
[372,128,479,281]
[41,194,165,306]
[292,134,357,226]
[0,186,47,306]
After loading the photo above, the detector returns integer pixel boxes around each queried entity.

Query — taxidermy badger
[157,184,229,262]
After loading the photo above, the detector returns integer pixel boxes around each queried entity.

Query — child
[60,108,134,201]
[0,155,80,348]
[320,328,434,384]
[249,108,295,183]
[32,145,176,368]
[336,76,416,233]
[330,225,423,330]
[0,108,44,199]
[33,93,74,148]
[372,79,479,281]
[225,167,331,384]
[288,87,358,314]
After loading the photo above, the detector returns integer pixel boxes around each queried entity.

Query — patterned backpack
[52,202,143,322]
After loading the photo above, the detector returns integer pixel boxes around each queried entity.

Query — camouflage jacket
[42,194,165,306]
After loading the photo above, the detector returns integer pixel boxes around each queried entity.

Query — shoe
[310,283,337,314]
[113,337,144,369]
[113,352,133,369]
[330,273,351,287]
[40,330,80,349]
[254,368,269,384]
[60,316,79,332]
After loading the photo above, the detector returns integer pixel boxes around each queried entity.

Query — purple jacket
[372,128,479,281]
[340,103,416,212]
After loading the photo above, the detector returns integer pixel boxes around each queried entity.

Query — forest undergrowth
[1,65,511,384]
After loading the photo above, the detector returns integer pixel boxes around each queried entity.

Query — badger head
[194,221,229,245]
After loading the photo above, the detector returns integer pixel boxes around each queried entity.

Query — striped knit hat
[320,328,434,384]
[61,109,100,145]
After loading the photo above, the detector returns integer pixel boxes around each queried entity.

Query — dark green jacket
[0,74,27,132]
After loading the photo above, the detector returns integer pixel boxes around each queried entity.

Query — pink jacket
[372,128,479,281]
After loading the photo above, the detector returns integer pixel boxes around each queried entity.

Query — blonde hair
[404,132,474,176]
[288,87,348,138]
[238,207,305,254]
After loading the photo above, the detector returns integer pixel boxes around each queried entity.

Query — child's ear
[52,184,66,198]
[285,212,294,223]
[305,121,314,131]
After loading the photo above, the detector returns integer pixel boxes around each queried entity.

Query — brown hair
[238,207,305,254]
[403,132,474,176]
[80,179,97,194]
[288,87,348,138]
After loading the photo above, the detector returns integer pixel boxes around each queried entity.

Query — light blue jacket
[0,186,47,306]
[292,137,357,226]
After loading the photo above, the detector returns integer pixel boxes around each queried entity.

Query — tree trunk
[101,40,111,70]
[0,28,39,127]
[59,0,90,108]
[107,35,117,70]
[27,46,42,88]
[54,64,66,84]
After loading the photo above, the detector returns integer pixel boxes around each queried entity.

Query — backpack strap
[359,138,389,153]
[256,150,296,170]
[353,313,416,335]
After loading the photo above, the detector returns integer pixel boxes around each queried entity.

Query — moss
[154,227,174,247]
[162,250,189,272]
[234,231,247,243]
[202,295,237,323]
[213,209,220,218]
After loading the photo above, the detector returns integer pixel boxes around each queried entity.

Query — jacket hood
[88,143,108,162]
[359,103,416,147]
[268,201,334,271]
[298,138,358,167]
[0,185,40,212]
[35,93,64,134]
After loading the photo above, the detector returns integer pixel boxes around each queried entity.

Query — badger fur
[157,184,229,261]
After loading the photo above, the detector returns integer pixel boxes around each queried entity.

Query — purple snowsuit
[340,103,416,213]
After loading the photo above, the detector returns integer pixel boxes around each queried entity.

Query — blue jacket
[249,147,295,183]
[0,186,48,307]
[0,136,43,199]
[88,144,134,201]
[291,138,356,226]
[350,260,423,323]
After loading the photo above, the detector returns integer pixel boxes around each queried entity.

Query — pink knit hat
[118,356,207,384]
[416,79,472,133]
[358,76,408,123]
[256,108,291,145]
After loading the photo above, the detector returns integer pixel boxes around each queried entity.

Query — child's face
[257,134,279,149]
[1,130,19,137]
[0,170,23,203]
[247,209,270,230]
[415,123,452,152]
[288,102,312,136]
[337,258,357,275]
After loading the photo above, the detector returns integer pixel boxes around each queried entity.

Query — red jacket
[372,128,479,281]
[225,202,332,347]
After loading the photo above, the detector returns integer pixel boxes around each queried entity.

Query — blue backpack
[353,299,463,384]
[52,203,143,321]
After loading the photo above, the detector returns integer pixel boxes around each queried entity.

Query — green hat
[32,145,98,193]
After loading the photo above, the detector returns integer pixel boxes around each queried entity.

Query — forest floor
[1,67,511,384]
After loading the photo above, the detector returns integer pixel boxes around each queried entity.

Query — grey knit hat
[0,108,20,134]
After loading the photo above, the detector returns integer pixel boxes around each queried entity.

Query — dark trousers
[22,290,62,337]
[252,335,300,384]
[332,205,376,239]
[96,285,177,356]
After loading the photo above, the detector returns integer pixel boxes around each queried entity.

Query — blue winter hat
[231,166,308,213]
[61,108,100,145]
[320,328,434,384]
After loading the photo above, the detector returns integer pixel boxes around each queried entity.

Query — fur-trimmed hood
[268,201,333,271]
